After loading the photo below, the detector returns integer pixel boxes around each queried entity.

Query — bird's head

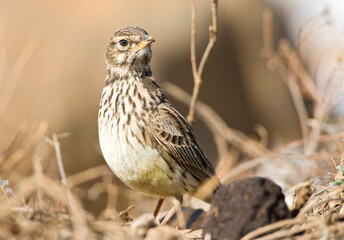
[106,27,155,72]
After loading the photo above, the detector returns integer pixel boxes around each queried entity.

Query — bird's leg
[160,197,182,225]
[153,198,165,219]
[160,206,177,225]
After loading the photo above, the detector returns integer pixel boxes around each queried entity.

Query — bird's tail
[194,175,221,203]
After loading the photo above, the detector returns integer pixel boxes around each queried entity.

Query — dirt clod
[203,177,291,240]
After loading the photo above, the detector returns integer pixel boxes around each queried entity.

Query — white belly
[98,83,187,197]
[99,122,187,197]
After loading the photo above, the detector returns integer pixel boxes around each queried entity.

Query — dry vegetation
[1,2,344,240]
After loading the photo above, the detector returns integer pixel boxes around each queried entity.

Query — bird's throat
[105,65,152,85]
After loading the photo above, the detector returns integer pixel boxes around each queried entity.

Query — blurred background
[1,0,343,217]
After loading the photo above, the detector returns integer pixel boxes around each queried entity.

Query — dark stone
[203,177,292,240]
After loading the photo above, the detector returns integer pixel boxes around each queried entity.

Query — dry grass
[1,4,344,240]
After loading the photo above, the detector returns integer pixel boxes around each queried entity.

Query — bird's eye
[119,39,128,46]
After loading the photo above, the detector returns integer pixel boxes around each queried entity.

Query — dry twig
[67,164,112,187]
[49,134,90,240]
[187,0,218,124]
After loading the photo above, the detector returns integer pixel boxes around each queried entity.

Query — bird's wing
[150,103,215,182]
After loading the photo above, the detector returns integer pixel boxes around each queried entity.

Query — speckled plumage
[98,27,217,204]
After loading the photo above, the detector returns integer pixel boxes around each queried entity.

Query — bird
[98,26,219,224]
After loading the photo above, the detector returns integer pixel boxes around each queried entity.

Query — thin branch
[279,39,320,103]
[49,134,90,239]
[190,0,198,85]
[32,139,50,209]
[52,134,67,185]
[197,0,218,78]
[304,102,326,154]
[187,0,218,124]
[286,68,309,152]
[67,164,112,187]
[241,218,303,240]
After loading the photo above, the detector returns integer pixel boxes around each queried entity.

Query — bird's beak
[136,36,155,52]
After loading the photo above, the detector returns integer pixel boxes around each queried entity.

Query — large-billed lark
[98,26,218,224]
